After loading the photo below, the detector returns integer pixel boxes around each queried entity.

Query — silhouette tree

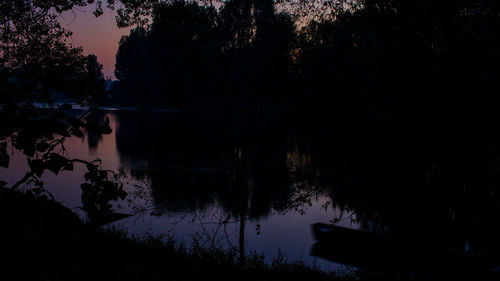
[0,0,127,221]
[115,27,151,105]
[115,1,219,107]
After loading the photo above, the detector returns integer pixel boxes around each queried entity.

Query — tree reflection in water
[111,109,500,278]
[117,110,326,264]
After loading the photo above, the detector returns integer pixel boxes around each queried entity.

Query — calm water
[4,108,500,278]
[0,109,361,273]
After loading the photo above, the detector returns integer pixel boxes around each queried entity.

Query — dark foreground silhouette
[0,188,344,281]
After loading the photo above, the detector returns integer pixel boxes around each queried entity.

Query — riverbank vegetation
[0,187,349,281]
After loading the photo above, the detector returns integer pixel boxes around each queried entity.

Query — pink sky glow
[60,7,131,79]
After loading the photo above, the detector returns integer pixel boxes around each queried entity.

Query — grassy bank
[0,188,350,281]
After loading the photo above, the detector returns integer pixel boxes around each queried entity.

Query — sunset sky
[60,6,130,79]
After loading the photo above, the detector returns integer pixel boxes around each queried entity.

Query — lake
[0,108,363,273]
[4,107,500,279]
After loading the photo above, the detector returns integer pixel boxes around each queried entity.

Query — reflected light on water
[0,110,357,273]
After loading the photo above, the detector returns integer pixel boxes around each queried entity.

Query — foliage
[0,0,123,219]
[114,0,298,107]
[115,1,220,106]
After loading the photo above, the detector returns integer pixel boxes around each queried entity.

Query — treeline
[115,0,500,123]
[115,0,296,107]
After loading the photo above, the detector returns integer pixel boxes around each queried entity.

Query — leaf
[36,142,50,152]
[86,163,97,172]
[63,163,74,172]
[0,181,7,187]
[84,169,98,182]
[28,159,45,177]
[98,170,108,180]
[46,153,69,175]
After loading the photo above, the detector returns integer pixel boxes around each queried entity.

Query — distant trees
[82,55,108,105]
[116,2,220,106]
[114,0,297,108]
[115,28,151,105]
[218,0,297,102]
[113,0,500,126]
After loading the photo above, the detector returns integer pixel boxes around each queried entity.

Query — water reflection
[115,111,310,220]
[114,110,331,266]
[3,108,500,278]
[111,109,500,278]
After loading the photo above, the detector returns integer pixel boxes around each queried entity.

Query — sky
[60,6,131,79]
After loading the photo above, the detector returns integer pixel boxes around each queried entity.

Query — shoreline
[0,187,351,281]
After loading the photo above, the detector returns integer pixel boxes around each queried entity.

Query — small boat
[312,223,387,243]
[311,223,390,270]
[311,223,500,279]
